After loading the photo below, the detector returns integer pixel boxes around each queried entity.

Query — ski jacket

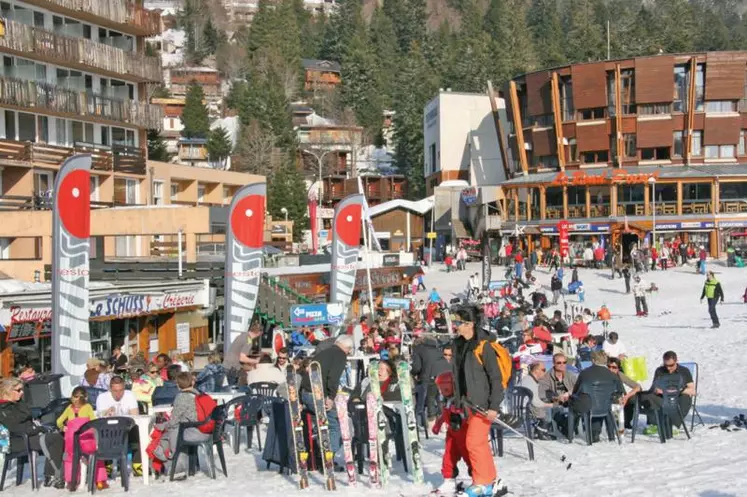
[537,370,578,403]
[701,279,724,302]
[0,399,43,453]
[453,333,504,412]
[300,344,347,401]
[633,280,647,297]
[412,337,450,384]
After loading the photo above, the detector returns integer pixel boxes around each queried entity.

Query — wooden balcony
[0,139,146,174]
[0,194,113,211]
[682,201,712,215]
[720,200,747,214]
[0,75,163,129]
[0,18,162,82]
[21,0,161,36]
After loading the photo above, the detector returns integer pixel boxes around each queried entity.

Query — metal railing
[0,75,163,129]
[0,18,161,81]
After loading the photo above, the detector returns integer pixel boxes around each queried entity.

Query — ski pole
[463,400,573,470]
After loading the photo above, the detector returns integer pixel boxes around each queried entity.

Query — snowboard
[335,391,356,486]
[310,361,337,491]
[368,361,391,486]
[285,363,309,489]
[365,391,381,487]
[396,360,424,484]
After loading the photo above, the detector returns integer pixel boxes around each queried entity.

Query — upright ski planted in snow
[285,363,309,489]
[365,391,380,487]
[335,391,356,486]
[396,360,424,484]
[310,361,337,491]
[368,361,391,486]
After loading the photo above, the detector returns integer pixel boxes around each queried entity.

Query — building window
[581,150,608,164]
[695,64,705,111]
[623,134,636,158]
[673,66,688,113]
[170,183,179,200]
[704,100,737,113]
[578,107,606,120]
[560,76,574,121]
[429,143,437,174]
[621,69,636,115]
[153,180,164,205]
[533,155,559,170]
[223,186,230,204]
[692,131,703,157]
[740,70,747,111]
[683,183,711,201]
[197,184,206,204]
[90,175,99,202]
[740,130,746,156]
[639,103,672,115]
[567,138,578,162]
[531,114,554,127]
[673,131,684,157]
[641,147,671,161]
[705,144,735,159]
[125,178,139,204]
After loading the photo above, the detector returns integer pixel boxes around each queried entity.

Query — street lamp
[648,176,657,249]
[280,207,288,222]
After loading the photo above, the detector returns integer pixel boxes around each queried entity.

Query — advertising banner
[329,194,364,318]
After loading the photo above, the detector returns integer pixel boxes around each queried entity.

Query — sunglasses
[149,370,158,374]
[554,361,567,365]
[278,356,288,360]
[452,320,465,327]
[13,387,23,393]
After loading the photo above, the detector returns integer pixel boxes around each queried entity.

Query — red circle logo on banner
[231,194,265,249]
[335,204,362,247]
[58,169,91,239]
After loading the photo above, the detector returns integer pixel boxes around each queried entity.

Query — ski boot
[433,479,457,495]
[460,483,496,497]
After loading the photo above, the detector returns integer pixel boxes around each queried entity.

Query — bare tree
[233,120,282,177]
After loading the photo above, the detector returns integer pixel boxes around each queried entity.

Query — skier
[451,311,507,497]
[698,246,707,274]
[550,272,562,305]
[633,275,648,317]
[622,266,632,294]
[700,271,724,329]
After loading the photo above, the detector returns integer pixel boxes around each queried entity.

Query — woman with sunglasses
[56,387,95,431]
[606,357,642,429]
[0,378,65,488]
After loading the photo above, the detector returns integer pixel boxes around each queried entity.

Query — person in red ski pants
[434,404,471,489]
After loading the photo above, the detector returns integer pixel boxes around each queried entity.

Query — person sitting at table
[131,367,157,409]
[80,357,111,390]
[606,357,641,429]
[247,354,286,386]
[169,351,190,373]
[95,376,142,476]
[151,372,211,475]
[154,353,172,382]
[195,351,226,393]
[0,377,66,488]
[151,365,181,406]
[146,362,164,387]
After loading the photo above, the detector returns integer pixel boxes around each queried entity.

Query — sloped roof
[302,59,341,73]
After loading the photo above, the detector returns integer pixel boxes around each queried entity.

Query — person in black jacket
[299,334,353,470]
[570,351,624,442]
[550,272,563,305]
[0,377,65,488]
[411,336,450,418]
[452,311,504,496]
[151,364,181,406]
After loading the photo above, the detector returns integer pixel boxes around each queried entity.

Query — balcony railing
[0,139,147,174]
[682,200,712,215]
[651,202,678,216]
[23,0,161,35]
[720,200,747,214]
[0,18,162,82]
[0,194,113,211]
[0,75,163,129]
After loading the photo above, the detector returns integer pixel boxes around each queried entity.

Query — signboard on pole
[558,220,570,257]
[382,297,410,310]
[290,303,345,327]
[426,232,437,239]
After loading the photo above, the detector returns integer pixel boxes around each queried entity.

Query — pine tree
[392,44,439,199]
[320,0,361,62]
[207,127,232,168]
[147,129,170,162]
[385,0,427,53]
[527,0,566,68]
[565,0,606,63]
[485,0,537,82]
[369,8,399,107]
[651,0,695,53]
[267,162,309,241]
[181,83,210,139]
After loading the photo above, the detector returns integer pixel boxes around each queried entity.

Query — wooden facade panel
[571,63,608,109]
[525,71,553,116]
[635,56,675,103]
[637,119,674,147]
[621,117,637,133]
[741,112,747,128]
[671,114,685,129]
[371,209,425,239]
[532,128,556,156]
[576,123,609,151]
[705,52,747,100]
[562,123,576,138]
[704,116,741,145]
[693,113,705,129]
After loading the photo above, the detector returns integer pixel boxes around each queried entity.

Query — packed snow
[8,261,747,497]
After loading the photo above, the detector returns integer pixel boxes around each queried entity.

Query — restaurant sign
[5,306,53,342]
[551,169,660,187]
[540,224,610,234]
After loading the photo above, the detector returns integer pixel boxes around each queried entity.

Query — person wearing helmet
[632,275,648,317]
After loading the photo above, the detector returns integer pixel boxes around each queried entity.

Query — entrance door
[34,171,53,195]
[622,234,639,263]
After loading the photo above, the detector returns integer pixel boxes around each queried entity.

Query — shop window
[683,183,711,201]
[581,150,608,164]
[578,107,606,120]
[673,131,684,158]
[641,147,670,161]
[545,186,564,207]
[720,181,747,199]
[705,144,735,159]
[691,131,703,157]
[623,134,636,158]
[566,186,586,206]
[618,184,644,203]
[639,103,672,115]
[704,100,737,113]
